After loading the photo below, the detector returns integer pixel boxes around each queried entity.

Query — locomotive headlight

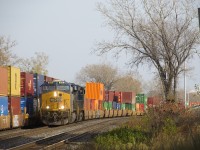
[60,105,64,109]
[46,106,50,109]
[54,91,57,97]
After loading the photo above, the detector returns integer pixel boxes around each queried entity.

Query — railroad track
[6,117,130,150]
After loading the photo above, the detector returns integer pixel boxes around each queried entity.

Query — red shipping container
[20,72,34,97]
[120,92,134,103]
[139,103,144,111]
[98,100,103,110]
[84,99,90,110]
[0,67,8,96]
[104,91,114,101]
[90,99,95,110]
[136,103,144,112]
[8,96,21,115]
[44,76,54,82]
[114,91,120,103]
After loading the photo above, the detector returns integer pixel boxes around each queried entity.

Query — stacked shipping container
[7,66,23,128]
[28,73,45,126]
[102,91,136,116]
[0,66,24,129]
[20,72,35,126]
[136,94,147,115]
[0,67,10,129]
[84,82,104,119]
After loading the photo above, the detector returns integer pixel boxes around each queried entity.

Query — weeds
[78,102,200,150]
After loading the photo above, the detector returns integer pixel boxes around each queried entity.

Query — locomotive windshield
[41,81,70,93]
[41,85,56,93]
[57,85,70,92]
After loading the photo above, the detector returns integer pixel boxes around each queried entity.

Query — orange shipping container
[85,82,104,100]
[0,67,8,96]
[90,99,99,110]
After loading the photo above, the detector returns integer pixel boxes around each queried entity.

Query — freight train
[0,65,158,130]
[40,81,144,125]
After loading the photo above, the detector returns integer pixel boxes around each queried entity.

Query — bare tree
[0,36,19,66]
[96,0,200,101]
[113,71,142,93]
[75,63,119,90]
[19,52,49,75]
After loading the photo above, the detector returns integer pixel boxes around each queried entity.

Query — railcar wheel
[70,112,76,123]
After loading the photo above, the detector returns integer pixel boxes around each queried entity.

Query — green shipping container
[121,103,126,110]
[132,104,135,111]
[136,94,147,104]
[103,101,112,110]
[125,103,132,110]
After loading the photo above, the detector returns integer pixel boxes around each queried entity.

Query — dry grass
[68,103,200,150]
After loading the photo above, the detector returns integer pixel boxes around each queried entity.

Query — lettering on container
[15,73,17,90]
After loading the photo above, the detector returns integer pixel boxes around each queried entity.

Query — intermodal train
[0,65,158,130]
[40,80,144,125]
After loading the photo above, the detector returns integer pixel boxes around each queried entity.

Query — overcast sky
[0,0,200,92]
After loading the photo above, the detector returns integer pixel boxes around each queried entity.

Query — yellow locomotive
[40,80,85,125]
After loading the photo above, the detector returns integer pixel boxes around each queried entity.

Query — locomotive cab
[40,81,84,125]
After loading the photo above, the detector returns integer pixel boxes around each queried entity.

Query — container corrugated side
[0,96,8,115]
[44,76,54,82]
[136,103,144,112]
[98,100,103,110]
[20,72,34,97]
[27,97,39,117]
[8,96,21,115]
[0,67,8,96]
[112,101,117,109]
[85,82,104,100]
[11,114,23,128]
[84,99,90,110]
[20,97,27,113]
[105,91,114,101]
[121,103,126,110]
[116,103,121,110]
[103,101,112,110]
[136,93,147,104]
[89,99,98,110]
[0,115,10,129]
[7,66,21,96]
[33,73,44,97]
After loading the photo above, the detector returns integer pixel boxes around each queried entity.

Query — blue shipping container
[116,103,121,110]
[33,74,44,97]
[27,97,39,117]
[20,97,27,113]
[112,101,117,109]
[0,96,8,115]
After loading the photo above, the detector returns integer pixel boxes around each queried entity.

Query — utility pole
[198,8,200,29]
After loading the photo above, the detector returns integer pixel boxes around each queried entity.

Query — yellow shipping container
[7,66,21,96]
[85,82,104,100]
